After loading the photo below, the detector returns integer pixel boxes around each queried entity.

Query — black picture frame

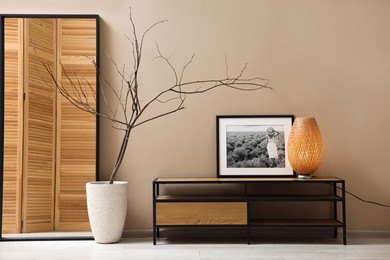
[217,115,295,178]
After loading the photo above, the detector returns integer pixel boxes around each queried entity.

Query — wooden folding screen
[22,18,57,233]
[3,18,23,234]
[55,18,96,231]
[2,17,97,234]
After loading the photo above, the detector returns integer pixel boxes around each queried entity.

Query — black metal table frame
[152,177,346,245]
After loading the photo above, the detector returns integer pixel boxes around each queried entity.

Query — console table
[152,177,346,245]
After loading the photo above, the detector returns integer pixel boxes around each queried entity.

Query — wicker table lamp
[288,117,323,179]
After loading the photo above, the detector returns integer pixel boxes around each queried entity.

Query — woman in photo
[266,127,279,167]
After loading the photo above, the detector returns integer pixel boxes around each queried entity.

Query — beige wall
[2,0,390,230]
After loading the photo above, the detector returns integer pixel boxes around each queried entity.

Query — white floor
[1,235,390,260]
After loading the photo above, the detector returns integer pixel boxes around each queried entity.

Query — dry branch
[41,7,271,184]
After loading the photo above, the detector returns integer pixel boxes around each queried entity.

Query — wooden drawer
[156,202,247,225]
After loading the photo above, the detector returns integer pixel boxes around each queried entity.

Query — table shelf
[250,219,344,227]
[156,194,343,202]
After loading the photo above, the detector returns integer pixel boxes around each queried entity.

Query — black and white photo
[217,115,295,177]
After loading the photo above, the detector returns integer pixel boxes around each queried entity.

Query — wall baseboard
[122,230,153,238]
[345,230,390,238]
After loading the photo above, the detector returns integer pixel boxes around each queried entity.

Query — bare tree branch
[154,42,178,85]
[40,8,271,184]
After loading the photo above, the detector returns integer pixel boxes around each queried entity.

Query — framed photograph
[217,115,295,177]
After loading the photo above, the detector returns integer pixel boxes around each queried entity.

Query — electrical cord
[336,186,390,208]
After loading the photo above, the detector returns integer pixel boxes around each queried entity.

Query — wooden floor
[1,233,390,259]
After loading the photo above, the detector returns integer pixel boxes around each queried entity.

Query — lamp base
[297,174,312,179]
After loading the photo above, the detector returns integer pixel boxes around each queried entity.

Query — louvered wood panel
[22,18,56,233]
[55,18,96,231]
[2,18,23,234]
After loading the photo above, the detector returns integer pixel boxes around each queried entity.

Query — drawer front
[156,202,247,225]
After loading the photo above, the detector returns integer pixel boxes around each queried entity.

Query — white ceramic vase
[86,181,128,243]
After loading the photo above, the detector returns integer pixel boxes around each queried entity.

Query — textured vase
[288,117,323,178]
[86,181,128,243]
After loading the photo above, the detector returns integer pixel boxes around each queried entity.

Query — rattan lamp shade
[288,117,323,178]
